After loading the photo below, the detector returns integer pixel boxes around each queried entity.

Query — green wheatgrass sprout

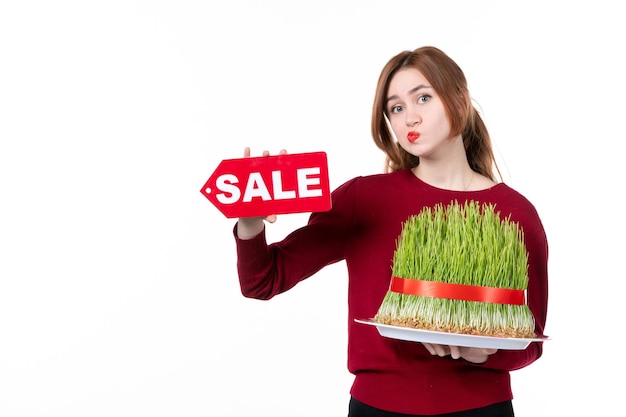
[375,200,536,338]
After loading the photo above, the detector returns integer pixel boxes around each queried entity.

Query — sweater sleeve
[234,177,358,300]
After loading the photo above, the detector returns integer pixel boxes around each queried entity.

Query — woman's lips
[407,132,420,143]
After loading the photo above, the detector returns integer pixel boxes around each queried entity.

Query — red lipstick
[407,132,420,143]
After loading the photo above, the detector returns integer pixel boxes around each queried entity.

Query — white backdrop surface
[1,1,623,416]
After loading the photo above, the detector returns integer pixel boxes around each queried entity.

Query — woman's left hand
[422,343,497,363]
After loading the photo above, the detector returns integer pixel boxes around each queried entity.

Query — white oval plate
[355,319,547,350]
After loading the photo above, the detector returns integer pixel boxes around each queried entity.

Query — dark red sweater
[235,169,548,415]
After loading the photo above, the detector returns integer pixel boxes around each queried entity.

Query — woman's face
[385,68,455,160]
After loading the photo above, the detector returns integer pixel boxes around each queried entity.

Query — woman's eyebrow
[386,84,432,103]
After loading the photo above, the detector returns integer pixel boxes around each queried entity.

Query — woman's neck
[411,136,475,191]
[412,161,475,191]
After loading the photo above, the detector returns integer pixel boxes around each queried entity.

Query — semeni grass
[375,200,536,338]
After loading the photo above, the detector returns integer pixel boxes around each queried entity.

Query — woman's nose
[405,107,420,126]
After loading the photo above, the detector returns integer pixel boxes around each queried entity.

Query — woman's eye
[390,105,403,114]
[417,94,431,104]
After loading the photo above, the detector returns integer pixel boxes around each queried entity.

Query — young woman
[233,46,548,416]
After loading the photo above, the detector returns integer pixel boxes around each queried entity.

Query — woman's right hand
[236,147,287,239]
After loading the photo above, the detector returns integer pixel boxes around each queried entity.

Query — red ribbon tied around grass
[390,276,526,305]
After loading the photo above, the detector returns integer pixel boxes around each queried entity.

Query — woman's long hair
[371,46,501,181]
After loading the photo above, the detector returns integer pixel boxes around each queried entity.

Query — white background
[1,1,623,416]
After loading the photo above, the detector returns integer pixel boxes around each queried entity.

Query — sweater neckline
[403,169,505,194]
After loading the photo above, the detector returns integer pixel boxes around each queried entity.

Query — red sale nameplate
[200,152,332,218]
